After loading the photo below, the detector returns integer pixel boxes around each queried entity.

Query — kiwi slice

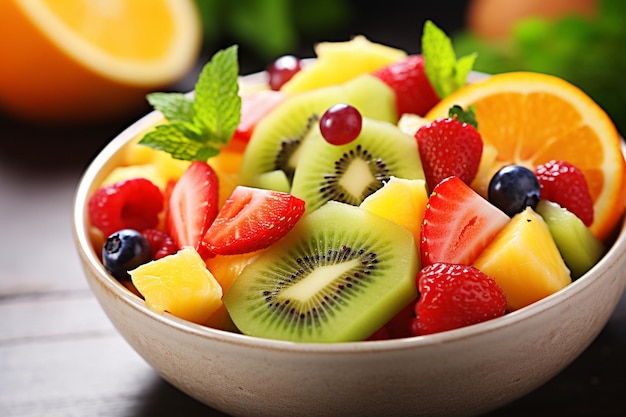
[223,201,419,343]
[290,117,424,212]
[238,75,397,190]
[536,200,605,279]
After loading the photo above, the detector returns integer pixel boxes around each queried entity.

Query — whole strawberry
[415,107,483,192]
[411,263,507,336]
[372,54,440,117]
[535,160,594,226]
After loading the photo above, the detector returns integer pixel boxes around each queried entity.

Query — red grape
[319,104,362,145]
[266,55,302,90]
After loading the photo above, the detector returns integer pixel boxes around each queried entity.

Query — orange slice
[426,71,626,241]
[0,0,201,123]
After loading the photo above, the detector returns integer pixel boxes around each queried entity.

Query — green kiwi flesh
[238,74,397,190]
[290,117,424,212]
[223,201,419,343]
[535,200,605,279]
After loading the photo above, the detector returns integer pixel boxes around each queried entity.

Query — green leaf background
[452,0,626,135]
[194,0,352,61]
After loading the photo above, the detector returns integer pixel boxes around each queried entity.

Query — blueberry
[488,165,541,217]
[102,229,152,281]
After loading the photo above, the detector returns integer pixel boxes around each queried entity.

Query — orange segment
[426,71,626,241]
[0,0,201,123]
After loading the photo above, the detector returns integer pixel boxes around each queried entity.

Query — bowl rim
[72,72,626,354]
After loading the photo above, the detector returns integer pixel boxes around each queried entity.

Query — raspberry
[411,263,507,336]
[535,160,594,226]
[142,228,178,259]
[88,178,164,237]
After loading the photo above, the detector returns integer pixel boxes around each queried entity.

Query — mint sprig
[422,20,477,99]
[139,45,241,161]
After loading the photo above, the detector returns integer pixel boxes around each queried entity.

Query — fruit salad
[86,21,626,343]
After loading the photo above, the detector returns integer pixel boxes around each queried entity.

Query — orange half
[0,0,201,123]
[426,71,626,241]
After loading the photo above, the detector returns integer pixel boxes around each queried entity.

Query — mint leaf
[146,92,194,123]
[422,20,477,99]
[193,45,241,146]
[139,45,241,161]
[140,124,221,161]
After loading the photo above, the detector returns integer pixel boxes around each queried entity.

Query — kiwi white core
[280,259,361,302]
[339,158,374,197]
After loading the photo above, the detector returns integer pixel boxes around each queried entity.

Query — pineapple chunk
[203,250,264,331]
[151,151,190,183]
[205,250,264,293]
[102,146,189,192]
[129,247,223,324]
[360,177,428,259]
[209,150,245,207]
[473,207,571,311]
[281,35,406,94]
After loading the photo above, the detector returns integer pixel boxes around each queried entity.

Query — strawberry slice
[167,161,219,258]
[202,186,305,256]
[415,113,483,193]
[230,89,286,146]
[420,176,509,267]
[372,54,440,117]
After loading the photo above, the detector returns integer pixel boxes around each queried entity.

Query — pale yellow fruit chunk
[130,247,223,324]
[469,143,500,199]
[397,113,429,137]
[101,164,167,191]
[473,207,571,311]
[281,35,406,94]
[104,137,190,191]
[204,250,264,293]
[360,177,428,257]
[208,150,245,207]
[151,151,191,184]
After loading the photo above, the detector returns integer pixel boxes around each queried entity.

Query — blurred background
[1,0,624,172]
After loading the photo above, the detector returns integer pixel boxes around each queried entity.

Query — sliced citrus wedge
[426,71,626,241]
[0,0,201,122]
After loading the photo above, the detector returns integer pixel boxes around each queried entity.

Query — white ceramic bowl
[73,75,626,417]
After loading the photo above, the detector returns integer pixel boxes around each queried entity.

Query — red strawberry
[415,116,483,192]
[231,90,286,145]
[167,161,219,258]
[372,54,440,117]
[420,176,509,267]
[202,186,305,255]
[535,160,594,226]
[88,177,163,237]
[142,229,178,260]
[411,262,507,336]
